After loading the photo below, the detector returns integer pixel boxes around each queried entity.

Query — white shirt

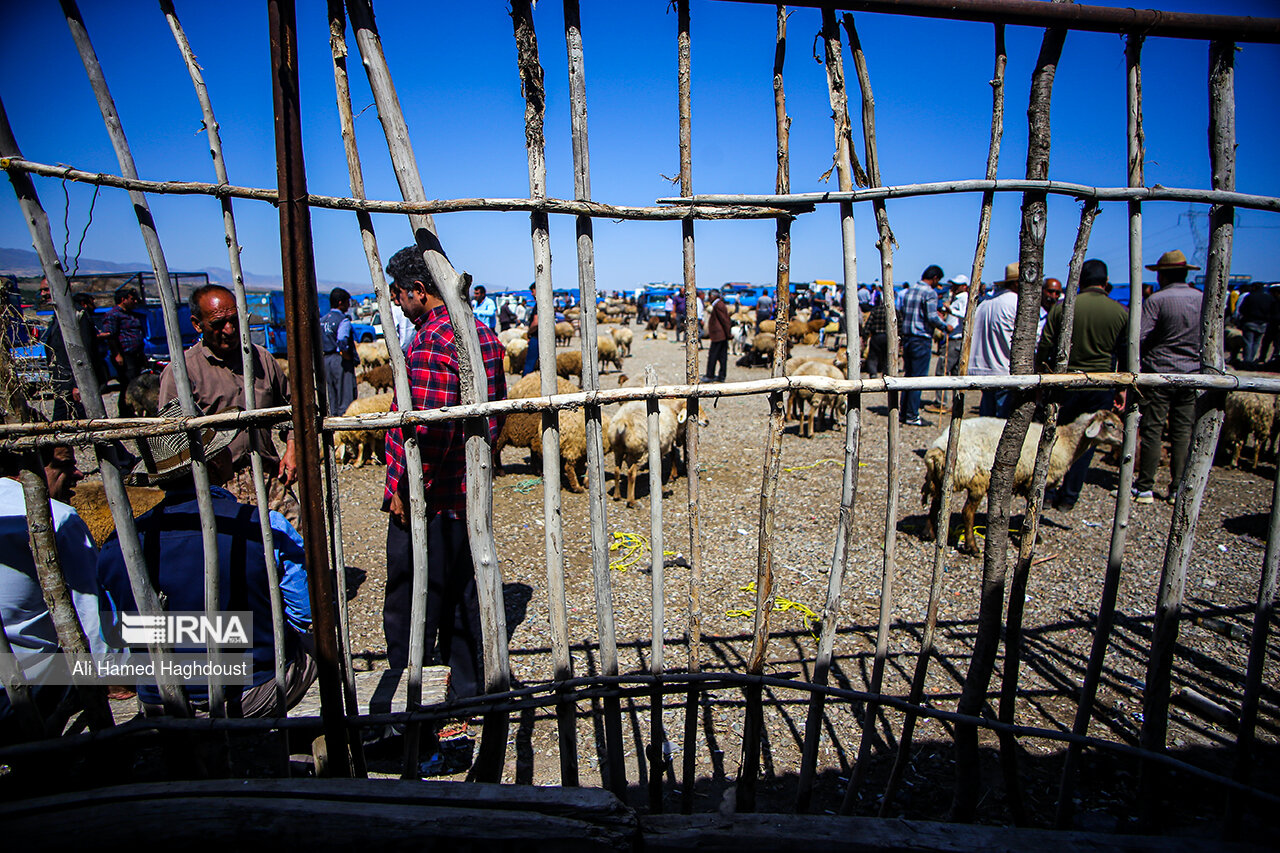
[967,288,1019,376]
[945,291,969,340]
[390,303,415,354]
[0,478,109,690]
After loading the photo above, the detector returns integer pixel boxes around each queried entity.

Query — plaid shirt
[897,281,946,339]
[383,304,507,517]
[104,305,147,355]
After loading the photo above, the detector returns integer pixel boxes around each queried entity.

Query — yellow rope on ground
[952,524,986,546]
[609,531,674,572]
[782,458,868,473]
[728,580,821,637]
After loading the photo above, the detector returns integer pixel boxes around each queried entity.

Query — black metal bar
[267,0,351,776]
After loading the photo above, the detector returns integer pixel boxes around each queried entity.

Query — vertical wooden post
[1138,37,1234,826]
[881,23,1005,816]
[645,365,666,811]
[952,23,1066,823]
[1056,33,1144,826]
[840,13,899,811]
[268,0,351,775]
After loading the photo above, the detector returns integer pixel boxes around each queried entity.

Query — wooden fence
[0,0,1277,842]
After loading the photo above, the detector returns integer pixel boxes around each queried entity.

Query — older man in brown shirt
[158,284,300,526]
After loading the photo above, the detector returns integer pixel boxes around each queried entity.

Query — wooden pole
[673,0,706,816]
[268,0,352,774]
[952,22,1066,823]
[1138,38,1234,827]
[61,0,220,716]
[510,0,579,789]
[159,0,295,738]
[1056,33,1144,827]
[840,12,899,812]
[645,365,666,811]
[881,22,1005,815]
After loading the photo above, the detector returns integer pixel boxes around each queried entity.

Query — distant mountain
[1,247,361,291]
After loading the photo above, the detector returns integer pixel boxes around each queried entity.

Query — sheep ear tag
[1085,420,1101,439]
[678,409,688,424]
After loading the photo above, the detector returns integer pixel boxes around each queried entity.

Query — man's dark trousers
[384,512,483,699]
[706,339,728,381]
[901,334,932,421]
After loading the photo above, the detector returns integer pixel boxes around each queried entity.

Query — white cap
[949,274,970,286]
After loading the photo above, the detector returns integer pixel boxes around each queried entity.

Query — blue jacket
[97,485,310,706]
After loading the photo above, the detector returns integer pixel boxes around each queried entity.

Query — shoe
[1133,490,1154,504]
[1052,497,1077,512]
[901,417,931,427]
[923,404,948,414]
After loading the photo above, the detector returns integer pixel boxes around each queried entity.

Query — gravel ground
[320,326,1279,829]
[69,326,1276,830]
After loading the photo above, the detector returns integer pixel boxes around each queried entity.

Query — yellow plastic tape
[609,531,674,572]
[782,458,868,473]
[728,580,820,638]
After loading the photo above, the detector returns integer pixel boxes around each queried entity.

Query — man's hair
[1080,259,1108,289]
[386,246,439,297]
[74,293,96,309]
[473,285,486,296]
[114,286,138,305]
[922,264,944,283]
[329,287,351,309]
[189,283,235,321]
[0,443,62,478]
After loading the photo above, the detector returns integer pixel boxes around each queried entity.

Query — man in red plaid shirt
[382,245,507,705]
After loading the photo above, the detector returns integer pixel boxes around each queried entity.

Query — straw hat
[129,399,239,485]
[996,262,1020,284]
[1145,249,1200,271]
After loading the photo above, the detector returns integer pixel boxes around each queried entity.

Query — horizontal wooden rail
[721,0,1280,43]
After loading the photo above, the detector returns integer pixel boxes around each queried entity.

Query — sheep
[505,337,529,373]
[333,392,394,467]
[554,321,575,346]
[356,340,389,369]
[610,325,634,359]
[743,332,776,367]
[607,400,679,507]
[360,363,394,393]
[275,356,290,380]
[645,316,662,332]
[118,373,160,419]
[497,327,527,347]
[788,318,826,343]
[757,319,777,336]
[556,349,583,381]
[1220,390,1280,468]
[788,361,846,437]
[494,373,611,492]
[597,334,622,373]
[920,410,1125,554]
[69,481,165,547]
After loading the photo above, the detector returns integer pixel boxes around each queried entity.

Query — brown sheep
[757,319,777,336]
[597,334,622,373]
[494,373,610,492]
[360,363,394,393]
[554,321,575,346]
[505,337,529,374]
[556,349,583,381]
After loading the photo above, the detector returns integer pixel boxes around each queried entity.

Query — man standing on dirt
[158,284,300,527]
[702,288,731,383]
[897,264,949,426]
[103,285,147,401]
[381,246,507,718]
[319,287,357,417]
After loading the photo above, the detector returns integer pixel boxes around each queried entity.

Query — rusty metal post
[268,0,351,775]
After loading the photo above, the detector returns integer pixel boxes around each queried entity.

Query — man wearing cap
[1037,259,1129,510]
[320,287,357,417]
[381,246,506,715]
[96,400,316,717]
[1132,249,1203,504]
[897,264,949,426]
[159,284,299,527]
[927,275,970,412]
[968,263,1021,417]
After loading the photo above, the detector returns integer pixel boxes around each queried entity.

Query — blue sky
[2,1,1277,292]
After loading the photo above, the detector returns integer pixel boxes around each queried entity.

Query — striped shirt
[383,305,507,517]
[897,281,946,339]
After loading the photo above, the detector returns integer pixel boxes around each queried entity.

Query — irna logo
[121,611,253,649]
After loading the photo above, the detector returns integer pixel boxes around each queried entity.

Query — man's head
[38,279,51,304]
[1080,259,1108,291]
[1041,277,1063,309]
[921,265,944,285]
[115,286,139,308]
[949,274,970,293]
[710,289,721,302]
[329,287,351,312]
[189,284,240,361]
[0,444,83,502]
[1146,249,1197,287]
[472,285,486,303]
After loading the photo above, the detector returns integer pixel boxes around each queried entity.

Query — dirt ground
[69,324,1278,832]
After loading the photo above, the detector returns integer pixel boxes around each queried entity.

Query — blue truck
[247,290,377,358]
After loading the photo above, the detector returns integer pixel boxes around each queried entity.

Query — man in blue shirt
[472,284,498,330]
[897,264,948,426]
[320,288,357,417]
[97,401,315,717]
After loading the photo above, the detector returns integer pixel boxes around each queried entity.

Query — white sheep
[920,410,1125,554]
[356,340,389,369]
[610,325,634,359]
[333,392,394,467]
[607,400,679,507]
[788,361,846,437]
[505,337,529,374]
[1220,390,1279,468]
